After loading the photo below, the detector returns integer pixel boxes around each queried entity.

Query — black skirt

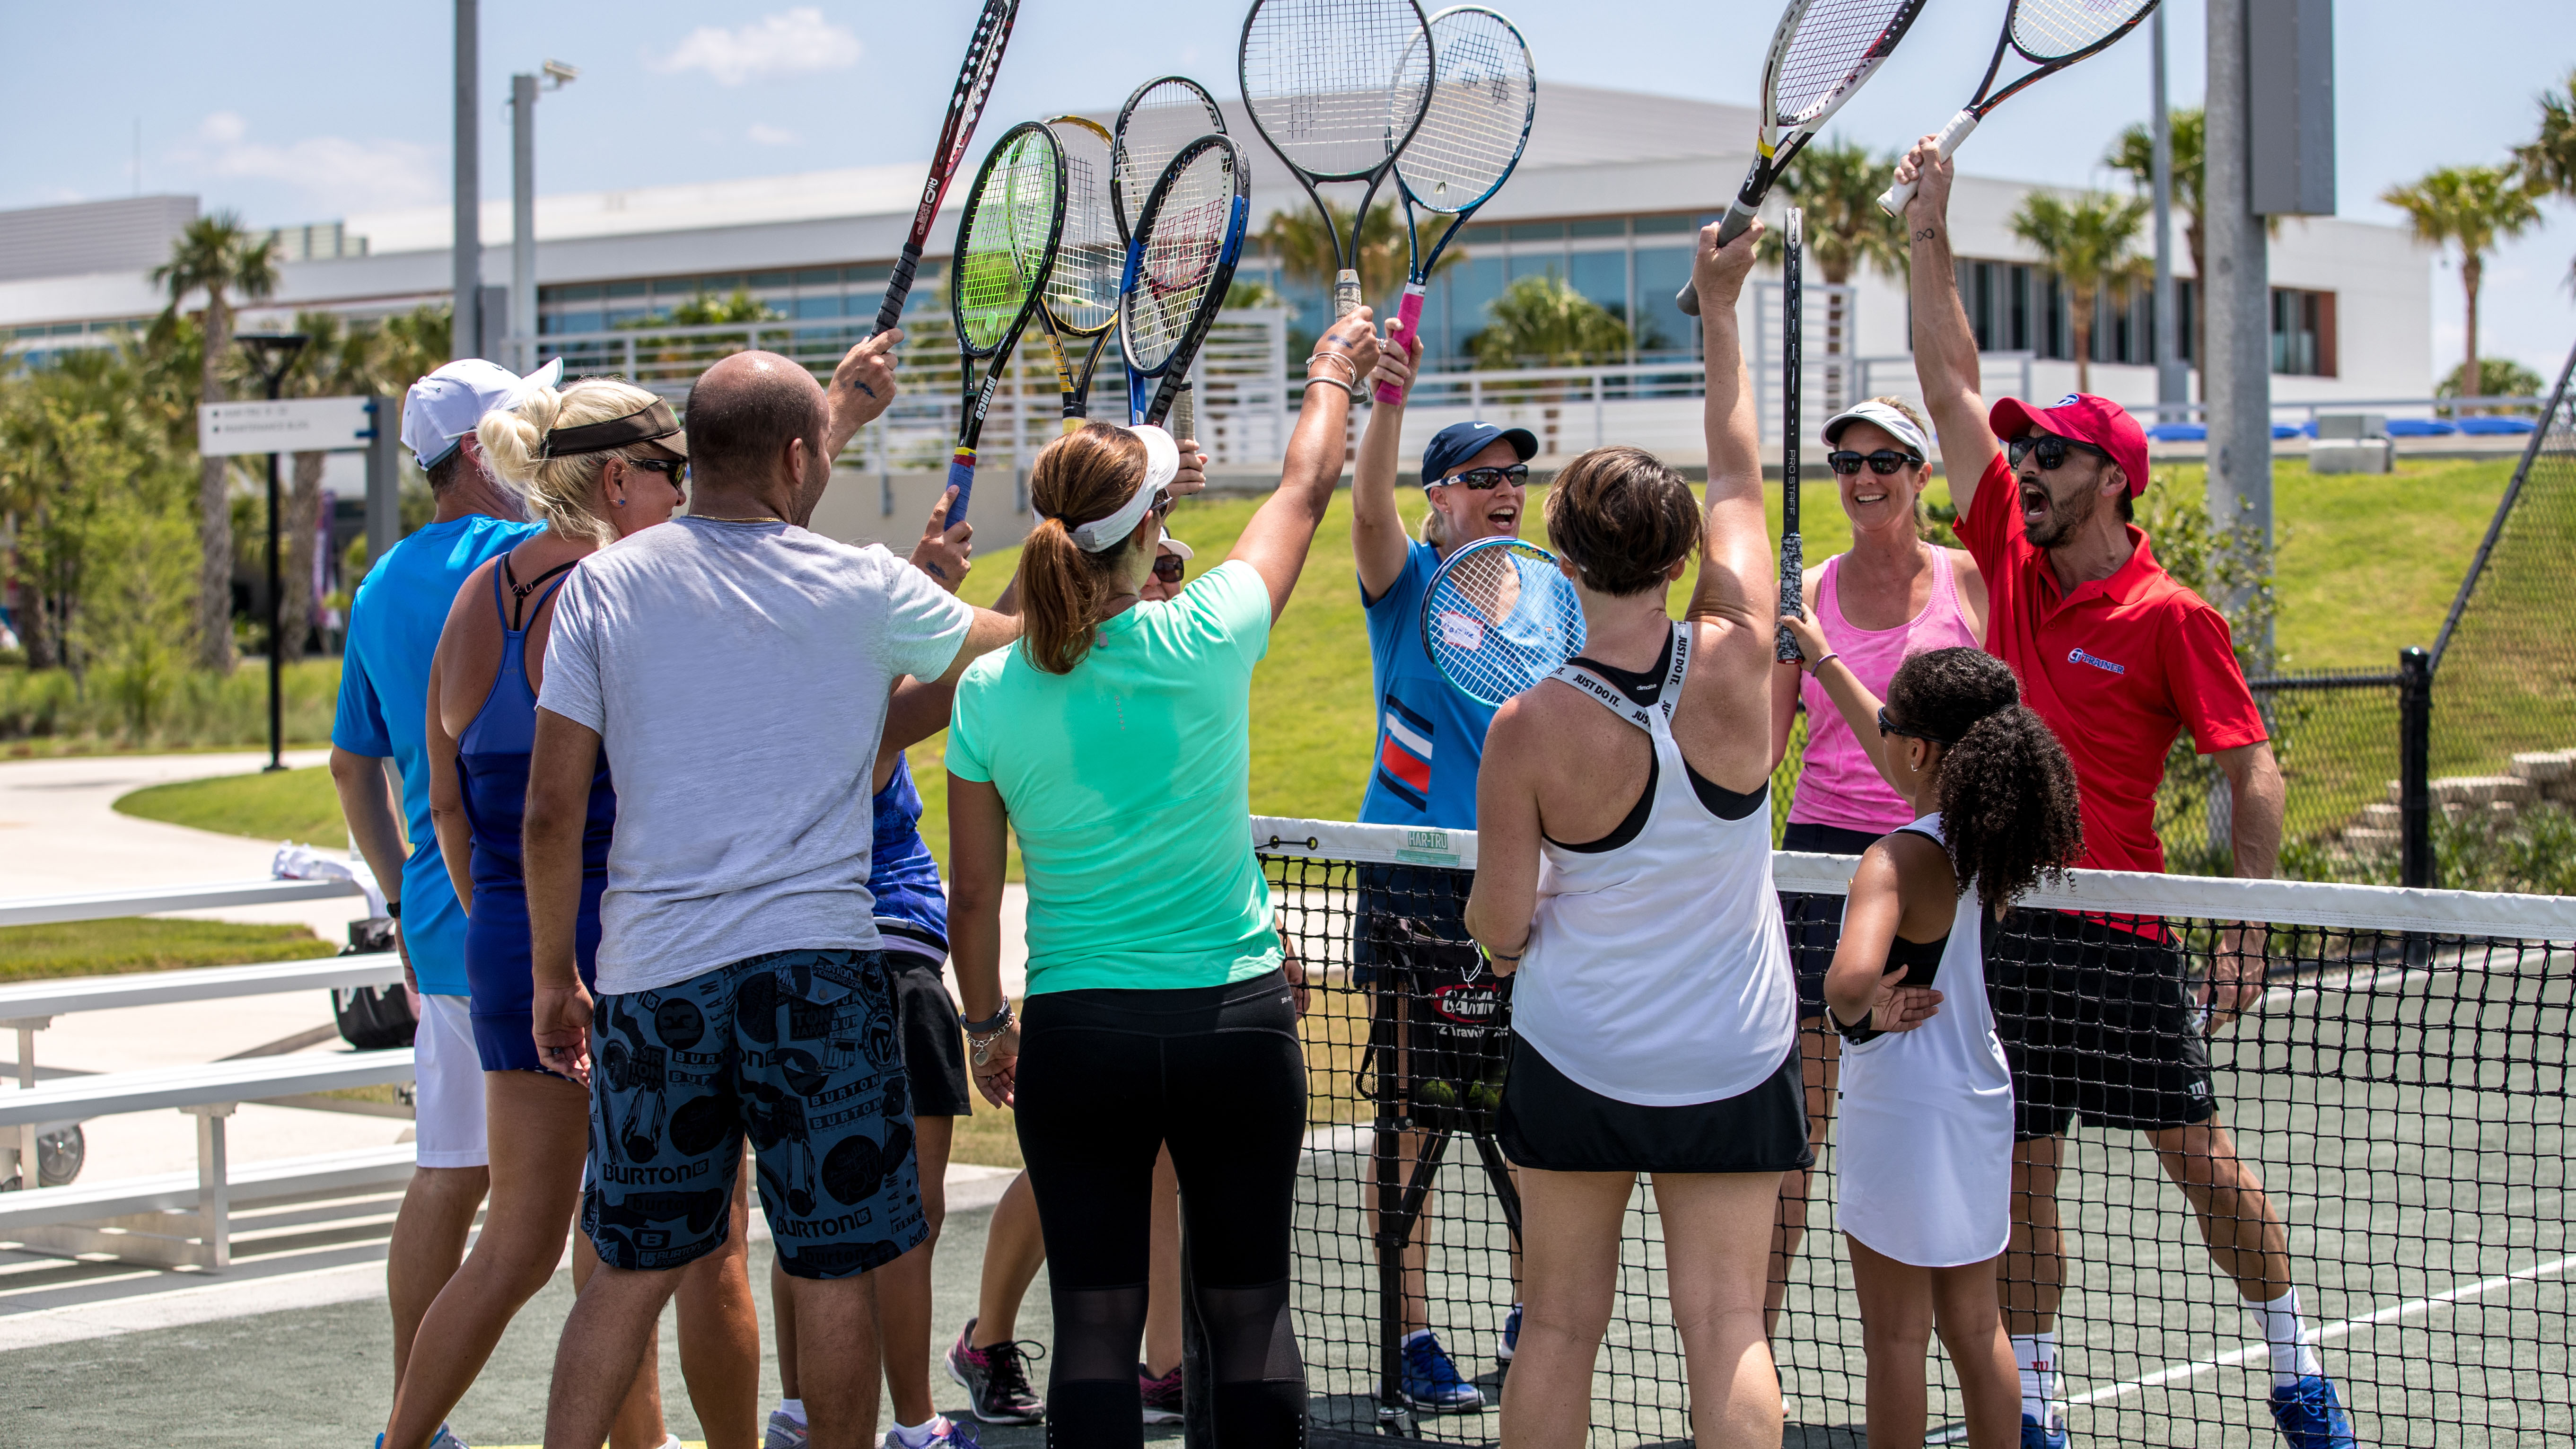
[1498,1037,1814,1175]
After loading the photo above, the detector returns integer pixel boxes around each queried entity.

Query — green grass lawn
[114,764,349,845]
[0,918,331,983]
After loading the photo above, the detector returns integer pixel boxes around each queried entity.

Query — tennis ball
[1415,1079,1460,1110]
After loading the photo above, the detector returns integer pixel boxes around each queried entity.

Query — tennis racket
[1777,208,1805,664]
[1877,0,2161,215]
[1423,537,1586,707]
[1113,77,1228,242]
[1240,0,1435,319]
[1122,134,1252,429]
[1376,6,1535,403]
[872,0,1020,336]
[946,122,1066,522]
[1675,0,1931,317]
[1036,116,1123,433]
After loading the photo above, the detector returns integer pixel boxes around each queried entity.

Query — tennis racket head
[1395,6,1535,216]
[1113,77,1228,243]
[950,121,1067,361]
[875,0,1021,335]
[2006,0,2159,65]
[1767,0,1933,139]
[1423,537,1588,708]
[1239,0,1435,184]
[1120,134,1251,390]
[1041,116,1122,340]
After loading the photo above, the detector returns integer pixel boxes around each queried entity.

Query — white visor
[1067,425,1180,553]
[1157,528,1194,560]
[1821,400,1929,459]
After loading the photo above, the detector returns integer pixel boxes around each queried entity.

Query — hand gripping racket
[872,0,1020,335]
[1878,0,2161,215]
[946,122,1066,522]
[1377,6,1535,403]
[1241,0,1435,319]
[1113,77,1228,242]
[1035,116,1123,434]
[1424,537,1586,706]
[1675,0,1930,317]
[1777,208,1805,663]
[1122,134,1252,429]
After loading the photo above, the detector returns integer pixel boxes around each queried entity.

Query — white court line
[2070,1254,2576,1407]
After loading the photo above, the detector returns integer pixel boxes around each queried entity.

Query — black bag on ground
[332,917,417,1051]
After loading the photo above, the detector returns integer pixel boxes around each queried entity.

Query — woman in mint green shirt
[947,311,1378,1449]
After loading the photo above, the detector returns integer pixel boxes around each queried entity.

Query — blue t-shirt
[333,514,542,996]
[869,752,948,959]
[1359,540,1498,829]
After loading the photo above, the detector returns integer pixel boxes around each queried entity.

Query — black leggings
[1015,970,1308,1449]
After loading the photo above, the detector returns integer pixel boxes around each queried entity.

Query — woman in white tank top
[1775,626,2086,1449]
[1463,225,1801,1449]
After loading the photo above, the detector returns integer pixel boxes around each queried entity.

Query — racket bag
[332,916,417,1051]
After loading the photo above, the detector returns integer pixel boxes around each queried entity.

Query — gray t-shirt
[538,515,976,995]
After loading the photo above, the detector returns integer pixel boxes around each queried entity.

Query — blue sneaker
[1497,1304,1522,1364]
[2267,1375,2357,1449]
[2021,1410,2068,1449]
[885,1416,982,1449]
[1399,1331,1486,1413]
[376,1429,470,1449]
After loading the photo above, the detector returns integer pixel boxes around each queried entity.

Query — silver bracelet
[1305,350,1357,382]
[1303,374,1358,400]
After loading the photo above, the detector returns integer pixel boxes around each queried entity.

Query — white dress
[1834,813,2015,1268]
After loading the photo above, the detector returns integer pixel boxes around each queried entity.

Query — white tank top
[1510,623,1797,1107]
[1834,813,2015,1268]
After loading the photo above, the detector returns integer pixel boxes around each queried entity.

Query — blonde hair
[475,377,668,545]
[1419,504,1450,549]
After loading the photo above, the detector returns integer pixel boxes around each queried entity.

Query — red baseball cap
[1989,393,2151,497]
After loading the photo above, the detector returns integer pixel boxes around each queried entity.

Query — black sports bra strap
[499,555,580,632]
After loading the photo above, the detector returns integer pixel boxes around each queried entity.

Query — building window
[2271,287,2335,377]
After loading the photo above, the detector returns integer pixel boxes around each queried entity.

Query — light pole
[234,333,309,774]
[511,60,578,372]
[2150,8,2186,418]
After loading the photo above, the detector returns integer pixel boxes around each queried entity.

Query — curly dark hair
[1542,445,1702,597]
[1885,647,2083,913]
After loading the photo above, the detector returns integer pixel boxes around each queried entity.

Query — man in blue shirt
[1352,338,1537,1413]
[330,355,553,1443]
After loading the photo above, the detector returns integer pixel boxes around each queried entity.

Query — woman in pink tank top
[1761,396,1989,1339]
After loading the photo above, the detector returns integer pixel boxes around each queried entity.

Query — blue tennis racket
[1422,537,1586,706]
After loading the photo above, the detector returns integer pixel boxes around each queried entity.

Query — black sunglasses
[1877,706,1954,747]
[627,457,688,485]
[1152,552,1185,584]
[1437,463,1529,490]
[2007,434,2112,472]
[1828,449,1923,477]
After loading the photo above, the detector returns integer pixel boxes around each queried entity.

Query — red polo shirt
[1959,455,2268,876]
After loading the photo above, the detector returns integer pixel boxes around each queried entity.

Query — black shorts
[1778,820,1888,1020]
[1988,908,2220,1142]
[1498,1038,1813,1176]
[889,949,973,1119]
[1354,862,1474,988]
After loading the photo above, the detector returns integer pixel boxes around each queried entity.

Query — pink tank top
[1791,547,1982,832]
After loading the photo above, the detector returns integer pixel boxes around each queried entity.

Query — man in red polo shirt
[1894,138,2352,1449]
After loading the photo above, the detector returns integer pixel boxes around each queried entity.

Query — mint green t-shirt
[946,559,1283,995]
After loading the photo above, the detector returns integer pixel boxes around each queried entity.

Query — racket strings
[1125,150,1237,371]
[1393,11,1531,210]
[1045,125,1122,334]
[1427,544,1586,706]
[1115,81,1226,237]
[1241,0,1431,179]
[1774,0,1919,124]
[957,133,1060,352]
[2009,0,2153,62]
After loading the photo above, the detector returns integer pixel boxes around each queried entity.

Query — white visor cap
[1820,399,1929,460]
[1067,425,1181,553]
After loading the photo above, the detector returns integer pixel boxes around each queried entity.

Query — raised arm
[1895,138,2003,514]
[1228,310,1382,623]
[1780,608,1907,796]
[1684,221,1773,652]
[1353,328,1423,601]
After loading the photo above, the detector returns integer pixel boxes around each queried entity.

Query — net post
[2399,644,2434,891]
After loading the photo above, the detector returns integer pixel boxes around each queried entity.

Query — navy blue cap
[1421,421,1538,488]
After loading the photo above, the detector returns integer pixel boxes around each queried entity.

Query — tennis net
[1255,816,2576,1448]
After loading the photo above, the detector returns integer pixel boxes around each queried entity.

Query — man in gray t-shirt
[525,337,1018,1449]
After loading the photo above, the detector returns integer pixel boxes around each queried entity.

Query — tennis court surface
[1260,816,2574,1448]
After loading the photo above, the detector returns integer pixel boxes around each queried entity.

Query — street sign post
[197,397,374,457]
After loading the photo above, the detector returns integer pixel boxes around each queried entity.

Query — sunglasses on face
[627,457,688,485]
[2007,434,2112,472]
[1828,449,1923,477]
[1877,706,1954,747]
[1152,552,1185,584]
[1438,463,1529,491]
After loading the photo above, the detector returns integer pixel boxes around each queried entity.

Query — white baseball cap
[401,356,564,469]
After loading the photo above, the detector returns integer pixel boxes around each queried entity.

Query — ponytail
[1884,647,2083,913]
[475,376,666,547]
[1020,423,1152,676]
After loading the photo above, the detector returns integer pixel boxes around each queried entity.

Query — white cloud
[175,111,440,212]
[748,123,801,147]
[654,7,861,86]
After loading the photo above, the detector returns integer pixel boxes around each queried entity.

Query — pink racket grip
[1376,286,1428,406]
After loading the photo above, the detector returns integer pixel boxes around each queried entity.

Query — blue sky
[9,1,2571,376]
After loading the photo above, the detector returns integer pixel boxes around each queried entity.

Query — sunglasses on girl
[1152,552,1185,584]
[1877,706,1954,747]
[2006,434,2112,472]
[1437,463,1529,490]
[1827,449,1923,476]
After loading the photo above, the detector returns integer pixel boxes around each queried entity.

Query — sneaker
[947,1317,1047,1425]
[1398,1332,1486,1414]
[377,1429,471,1449]
[885,1415,982,1449]
[1497,1304,1522,1364]
[1138,1363,1185,1424]
[2267,1375,2357,1449]
[2021,1409,2068,1449]
[765,1410,808,1449]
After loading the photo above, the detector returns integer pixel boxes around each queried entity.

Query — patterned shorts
[582,947,928,1279]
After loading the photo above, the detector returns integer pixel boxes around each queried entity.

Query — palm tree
[1767,137,1908,409]
[377,303,454,392]
[2106,108,2204,357]
[2511,68,2576,289]
[2007,192,2149,392]
[2381,166,2543,394]
[1258,200,1449,317]
[280,311,395,656]
[1469,273,1630,454]
[150,213,280,672]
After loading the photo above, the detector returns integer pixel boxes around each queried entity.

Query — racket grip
[947,447,977,523]
[1776,533,1805,664]
[1878,110,1979,217]
[1333,270,1363,318]
[1376,287,1428,404]
[1169,382,1196,452]
[874,244,923,336]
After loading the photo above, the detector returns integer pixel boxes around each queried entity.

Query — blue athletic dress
[459,560,617,1074]
[870,753,973,1116]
